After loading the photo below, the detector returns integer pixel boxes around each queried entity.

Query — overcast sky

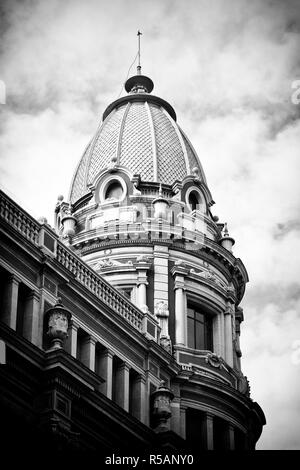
[1,0,300,450]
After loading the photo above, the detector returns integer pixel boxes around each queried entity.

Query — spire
[137,30,142,75]
[124,31,154,94]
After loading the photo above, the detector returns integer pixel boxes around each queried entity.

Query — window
[98,175,127,204]
[105,181,123,200]
[188,191,200,211]
[185,187,205,213]
[187,306,213,351]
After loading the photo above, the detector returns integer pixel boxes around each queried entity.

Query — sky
[1,0,300,450]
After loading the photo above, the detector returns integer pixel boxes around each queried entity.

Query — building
[0,66,265,453]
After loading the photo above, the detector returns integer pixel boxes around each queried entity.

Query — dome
[69,75,207,204]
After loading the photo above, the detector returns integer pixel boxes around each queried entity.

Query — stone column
[115,362,130,411]
[171,263,189,347]
[66,321,78,358]
[81,336,96,371]
[135,256,151,310]
[174,279,186,345]
[170,390,181,435]
[98,349,114,399]
[213,312,225,357]
[220,311,225,358]
[0,339,6,364]
[2,274,19,330]
[180,406,187,440]
[137,282,147,308]
[131,375,146,423]
[224,309,234,367]
[205,413,214,450]
[23,291,41,347]
[228,423,235,450]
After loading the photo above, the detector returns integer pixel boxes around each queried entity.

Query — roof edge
[103,93,177,122]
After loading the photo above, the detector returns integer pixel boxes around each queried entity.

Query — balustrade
[0,191,144,333]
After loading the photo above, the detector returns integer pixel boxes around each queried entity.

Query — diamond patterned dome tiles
[69,98,206,204]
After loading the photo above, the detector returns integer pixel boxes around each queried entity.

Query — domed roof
[69,74,207,204]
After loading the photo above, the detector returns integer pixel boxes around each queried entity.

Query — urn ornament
[46,298,72,349]
[151,380,174,432]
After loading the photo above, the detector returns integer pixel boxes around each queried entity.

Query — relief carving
[155,301,169,317]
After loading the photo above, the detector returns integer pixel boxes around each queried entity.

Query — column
[2,274,19,330]
[131,375,146,423]
[170,392,181,435]
[171,264,188,347]
[228,424,235,450]
[23,291,41,347]
[98,350,114,399]
[0,339,6,364]
[143,379,150,427]
[65,322,78,358]
[174,281,186,345]
[213,311,225,357]
[180,406,187,440]
[137,282,147,308]
[135,258,151,310]
[205,413,214,450]
[224,309,234,367]
[115,363,130,411]
[81,336,96,371]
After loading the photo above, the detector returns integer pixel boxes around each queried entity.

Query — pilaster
[23,291,41,347]
[2,274,19,330]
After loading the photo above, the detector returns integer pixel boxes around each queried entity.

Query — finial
[220,222,235,252]
[137,30,142,75]
[123,31,154,95]
[223,222,229,237]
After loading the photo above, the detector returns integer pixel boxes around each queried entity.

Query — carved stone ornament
[237,374,250,397]
[136,254,150,263]
[151,381,174,432]
[132,181,141,196]
[46,298,72,349]
[155,301,169,318]
[205,352,223,368]
[160,335,172,354]
[190,267,227,288]
[93,258,133,270]
[175,259,185,267]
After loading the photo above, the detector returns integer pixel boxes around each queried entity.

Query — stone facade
[0,69,265,452]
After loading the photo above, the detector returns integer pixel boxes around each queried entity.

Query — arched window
[105,181,123,200]
[185,187,205,213]
[188,191,200,211]
[187,306,213,351]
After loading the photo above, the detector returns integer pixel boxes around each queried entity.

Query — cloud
[241,283,300,449]
[0,0,300,449]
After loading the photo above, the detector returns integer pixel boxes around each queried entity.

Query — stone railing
[56,243,144,330]
[0,190,150,335]
[0,190,40,245]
